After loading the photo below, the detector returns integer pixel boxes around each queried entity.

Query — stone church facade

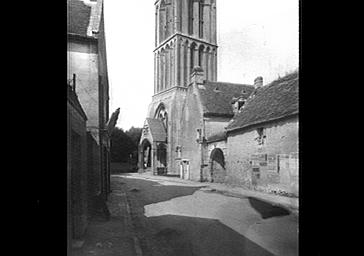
[139,0,299,196]
[139,0,252,178]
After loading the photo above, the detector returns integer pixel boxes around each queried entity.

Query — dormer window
[214,87,220,92]
[255,128,266,146]
[237,99,245,110]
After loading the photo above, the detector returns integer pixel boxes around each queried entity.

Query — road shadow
[148,215,274,256]
[248,197,290,219]
[115,176,275,256]
[115,176,204,256]
[161,174,180,178]
[70,216,136,256]
[110,162,138,174]
[118,175,204,206]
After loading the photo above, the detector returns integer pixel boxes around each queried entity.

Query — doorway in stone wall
[157,142,167,175]
[141,139,152,170]
[210,148,226,183]
[180,159,190,180]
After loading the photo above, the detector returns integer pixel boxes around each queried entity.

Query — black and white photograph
[67,0,300,255]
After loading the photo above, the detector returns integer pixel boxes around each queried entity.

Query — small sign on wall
[278,154,290,170]
[267,154,277,171]
[266,172,280,184]
[251,153,266,161]
[259,161,267,167]
[252,167,260,185]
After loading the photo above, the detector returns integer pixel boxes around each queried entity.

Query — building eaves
[67,33,98,43]
[226,71,299,132]
[67,84,88,121]
[227,112,298,134]
[206,131,227,143]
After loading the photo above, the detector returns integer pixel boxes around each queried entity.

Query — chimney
[190,66,205,85]
[254,76,263,89]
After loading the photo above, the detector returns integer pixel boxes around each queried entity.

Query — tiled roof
[146,118,167,142]
[67,0,92,36]
[206,131,227,142]
[227,71,299,132]
[67,84,88,121]
[198,81,255,117]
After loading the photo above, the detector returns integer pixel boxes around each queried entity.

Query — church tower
[154,0,217,94]
[139,0,218,175]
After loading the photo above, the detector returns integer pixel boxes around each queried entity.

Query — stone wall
[180,84,204,181]
[97,6,110,130]
[67,101,88,241]
[67,39,100,143]
[87,131,101,216]
[68,35,111,196]
[147,87,188,175]
[204,117,230,138]
[226,116,299,196]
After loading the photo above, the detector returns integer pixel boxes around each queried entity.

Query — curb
[121,191,143,256]
[130,173,299,215]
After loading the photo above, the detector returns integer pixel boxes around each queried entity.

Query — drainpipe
[72,73,76,91]
[197,126,206,182]
[200,141,204,182]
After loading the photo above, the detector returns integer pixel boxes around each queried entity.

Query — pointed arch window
[155,104,168,131]
[199,0,204,38]
[165,0,172,39]
[159,0,167,43]
[188,0,194,35]
[190,42,197,72]
[198,44,205,67]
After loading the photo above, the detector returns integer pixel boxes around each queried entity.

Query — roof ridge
[265,72,299,87]
[205,81,253,87]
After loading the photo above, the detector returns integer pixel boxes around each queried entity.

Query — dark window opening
[238,100,245,110]
[190,43,196,71]
[198,45,204,67]
[188,0,194,35]
[257,127,264,137]
[199,1,204,38]
[256,128,266,146]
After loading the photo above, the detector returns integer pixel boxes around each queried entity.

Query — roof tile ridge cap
[268,73,298,87]
[208,81,253,87]
[272,77,299,89]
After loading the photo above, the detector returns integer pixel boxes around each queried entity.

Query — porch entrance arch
[210,148,226,183]
[141,139,152,169]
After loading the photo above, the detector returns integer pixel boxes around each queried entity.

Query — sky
[103,0,299,131]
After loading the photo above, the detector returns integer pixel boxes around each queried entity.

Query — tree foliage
[125,127,142,147]
[110,126,142,163]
